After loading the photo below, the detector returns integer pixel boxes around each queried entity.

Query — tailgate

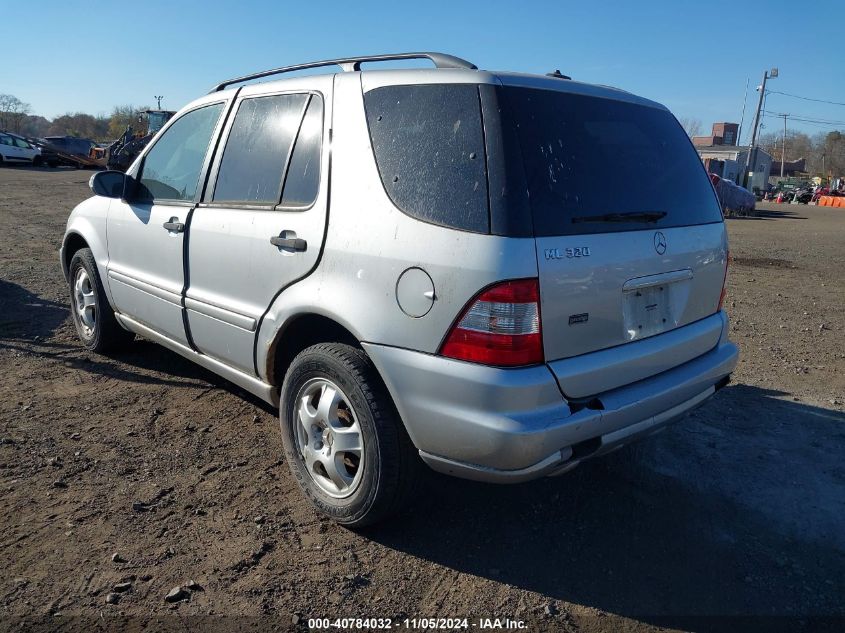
[537,223,727,362]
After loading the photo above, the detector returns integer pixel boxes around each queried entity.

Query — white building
[696,145,773,192]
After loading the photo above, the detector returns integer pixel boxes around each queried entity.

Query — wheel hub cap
[294,378,364,498]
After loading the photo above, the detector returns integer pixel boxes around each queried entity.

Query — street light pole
[743,67,777,189]
[154,95,164,110]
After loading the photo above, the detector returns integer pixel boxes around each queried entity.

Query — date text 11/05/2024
[307,617,527,630]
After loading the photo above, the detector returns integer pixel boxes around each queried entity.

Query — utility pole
[780,113,789,178]
[742,67,778,189]
[154,95,164,110]
[737,77,749,145]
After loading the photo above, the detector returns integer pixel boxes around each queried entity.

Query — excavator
[107,109,175,171]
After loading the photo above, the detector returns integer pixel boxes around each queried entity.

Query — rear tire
[68,248,134,352]
[279,343,420,527]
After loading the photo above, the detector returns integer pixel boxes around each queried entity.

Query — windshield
[499,86,723,236]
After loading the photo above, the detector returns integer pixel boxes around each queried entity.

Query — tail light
[440,279,543,367]
[718,250,730,311]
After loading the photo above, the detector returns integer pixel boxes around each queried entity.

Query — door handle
[163,217,185,233]
[270,231,307,252]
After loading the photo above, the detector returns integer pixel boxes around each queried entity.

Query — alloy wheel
[73,267,96,337]
[294,378,364,498]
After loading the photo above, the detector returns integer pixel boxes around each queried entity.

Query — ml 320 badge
[544,247,591,260]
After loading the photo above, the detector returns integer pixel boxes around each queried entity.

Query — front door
[106,101,227,346]
[185,85,329,374]
[0,134,24,162]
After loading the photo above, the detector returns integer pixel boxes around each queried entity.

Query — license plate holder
[623,284,674,341]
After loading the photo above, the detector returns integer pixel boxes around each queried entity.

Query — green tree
[47,113,109,140]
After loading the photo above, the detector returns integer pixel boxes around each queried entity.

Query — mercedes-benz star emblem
[653,231,667,255]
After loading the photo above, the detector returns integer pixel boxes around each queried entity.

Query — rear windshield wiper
[571,212,667,224]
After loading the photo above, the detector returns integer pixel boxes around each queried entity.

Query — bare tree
[0,94,32,133]
[816,131,845,181]
[18,115,51,138]
[760,130,814,168]
[679,117,702,138]
[108,105,147,139]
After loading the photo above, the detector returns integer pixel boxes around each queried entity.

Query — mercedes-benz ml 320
[61,53,738,526]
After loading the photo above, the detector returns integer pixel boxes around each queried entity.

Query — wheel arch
[61,231,90,280]
[266,312,362,388]
[61,200,116,308]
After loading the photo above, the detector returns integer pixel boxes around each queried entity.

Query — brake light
[440,279,543,367]
[718,250,730,311]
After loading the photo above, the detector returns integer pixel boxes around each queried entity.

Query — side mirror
[89,170,127,199]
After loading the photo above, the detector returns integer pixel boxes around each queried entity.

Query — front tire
[68,248,134,352]
[279,343,420,527]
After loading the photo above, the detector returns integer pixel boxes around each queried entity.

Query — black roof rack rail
[210,52,477,92]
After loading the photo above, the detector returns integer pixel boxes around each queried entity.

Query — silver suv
[61,52,738,526]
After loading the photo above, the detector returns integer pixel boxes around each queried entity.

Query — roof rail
[210,52,477,92]
[546,69,571,80]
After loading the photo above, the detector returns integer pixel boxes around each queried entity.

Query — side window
[213,93,308,204]
[0,135,12,146]
[363,84,489,233]
[280,95,323,207]
[137,103,224,202]
[13,137,31,149]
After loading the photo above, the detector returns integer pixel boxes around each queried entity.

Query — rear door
[106,100,227,346]
[498,85,727,363]
[185,81,329,375]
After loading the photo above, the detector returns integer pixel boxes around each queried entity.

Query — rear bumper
[362,313,738,483]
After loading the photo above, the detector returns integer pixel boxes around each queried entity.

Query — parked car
[43,136,97,158]
[709,174,755,216]
[60,52,738,526]
[0,131,43,166]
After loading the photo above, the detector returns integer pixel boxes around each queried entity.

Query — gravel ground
[1,167,843,633]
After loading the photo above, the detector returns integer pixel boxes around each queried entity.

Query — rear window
[364,84,489,233]
[500,87,722,235]
[213,93,308,204]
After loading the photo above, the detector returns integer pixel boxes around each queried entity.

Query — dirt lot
[1,167,843,632]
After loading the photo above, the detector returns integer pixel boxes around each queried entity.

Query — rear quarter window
[364,84,489,233]
[500,86,723,236]
[280,95,323,207]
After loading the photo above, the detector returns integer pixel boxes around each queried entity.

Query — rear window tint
[214,93,308,204]
[364,84,489,233]
[500,87,722,236]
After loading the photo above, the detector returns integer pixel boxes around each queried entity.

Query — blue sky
[4,0,844,141]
